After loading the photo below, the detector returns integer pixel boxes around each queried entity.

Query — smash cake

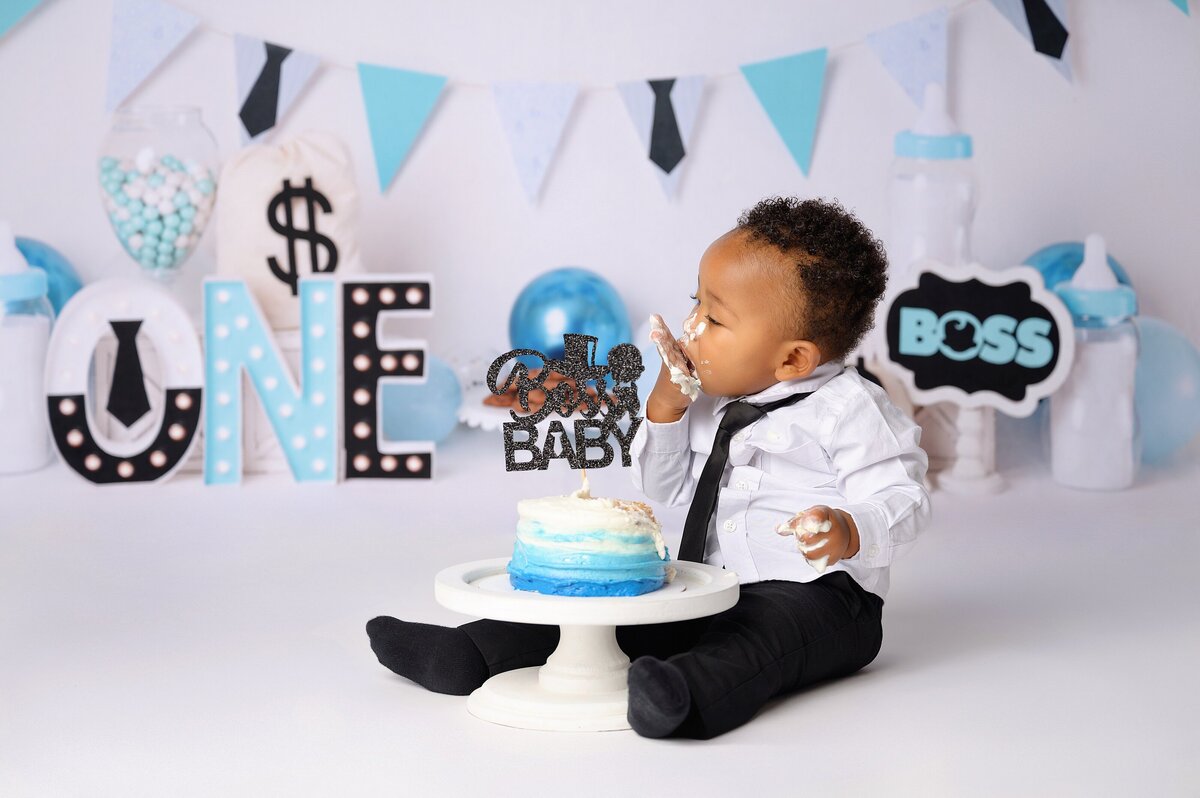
[507,473,676,597]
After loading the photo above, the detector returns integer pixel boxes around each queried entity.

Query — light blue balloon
[1134,317,1200,465]
[509,267,631,365]
[380,354,463,443]
[14,237,83,314]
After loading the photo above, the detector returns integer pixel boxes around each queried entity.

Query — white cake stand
[434,558,739,732]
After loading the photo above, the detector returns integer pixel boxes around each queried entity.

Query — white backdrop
[1,0,1197,350]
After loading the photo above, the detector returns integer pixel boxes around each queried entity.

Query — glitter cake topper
[487,334,644,471]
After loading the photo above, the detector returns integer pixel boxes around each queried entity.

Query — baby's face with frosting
[682,229,823,398]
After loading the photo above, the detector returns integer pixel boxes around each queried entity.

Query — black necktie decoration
[106,320,152,429]
[239,42,292,139]
[678,391,814,563]
[648,79,686,174]
[1021,0,1068,59]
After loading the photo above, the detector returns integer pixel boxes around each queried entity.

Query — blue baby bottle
[0,222,56,474]
[1046,234,1141,490]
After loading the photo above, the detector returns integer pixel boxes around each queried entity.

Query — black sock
[626,656,692,738]
[366,616,490,696]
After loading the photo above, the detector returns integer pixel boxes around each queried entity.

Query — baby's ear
[775,340,822,381]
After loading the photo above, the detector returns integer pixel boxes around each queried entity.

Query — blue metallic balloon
[380,354,463,443]
[1133,317,1200,465]
[509,267,631,365]
[15,237,83,314]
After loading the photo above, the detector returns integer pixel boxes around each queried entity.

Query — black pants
[459,570,884,739]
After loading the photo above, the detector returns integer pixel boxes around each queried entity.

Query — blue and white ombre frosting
[507,474,675,597]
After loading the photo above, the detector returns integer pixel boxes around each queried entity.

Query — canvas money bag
[217,131,364,329]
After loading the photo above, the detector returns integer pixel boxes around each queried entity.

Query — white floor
[2,413,1198,797]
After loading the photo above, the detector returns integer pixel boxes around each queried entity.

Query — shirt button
[868,544,880,557]
[735,480,748,490]
[768,431,781,442]
[732,433,745,444]
[723,520,736,532]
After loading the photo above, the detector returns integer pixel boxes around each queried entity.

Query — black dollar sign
[266,177,339,296]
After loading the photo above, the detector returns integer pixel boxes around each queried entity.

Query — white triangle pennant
[987,0,1072,82]
[491,81,579,203]
[105,0,200,111]
[867,8,949,105]
[234,34,321,144]
[617,75,705,198]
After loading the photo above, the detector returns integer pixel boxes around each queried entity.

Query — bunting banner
[987,0,1072,81]
[740,48,828,177]
[0,0,43,40]
[234,35,321,144]
[105,0,199,111]
[867,7,949,106]
[4,0,1181,196]
[491,81,579,203]
[617,76,705,198]
[356,62,447,192]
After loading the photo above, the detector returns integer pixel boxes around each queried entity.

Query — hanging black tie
[239,42,292,138]
[677,390,815,563]
[1021,0,1068,59]
[106,320,151,429]
[648,79,686,174]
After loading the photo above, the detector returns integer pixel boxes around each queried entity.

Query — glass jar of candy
[98,106,219,282]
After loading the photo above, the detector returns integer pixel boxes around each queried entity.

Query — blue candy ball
[14,237,83,314]
[509,267,631,365]
[379,354,463,443]
[1134,316,1200,465]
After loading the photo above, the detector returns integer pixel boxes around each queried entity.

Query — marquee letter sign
[45,279,204,484]
[881,260,1075,417]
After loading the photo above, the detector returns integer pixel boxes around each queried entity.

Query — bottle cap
[894,83,973,160]
[1054,234,1138,323]
[0,222,49,303]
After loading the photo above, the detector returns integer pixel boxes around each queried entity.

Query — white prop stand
[434,558,739,732]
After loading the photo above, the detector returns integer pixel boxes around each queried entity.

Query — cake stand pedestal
[434,558,739,732]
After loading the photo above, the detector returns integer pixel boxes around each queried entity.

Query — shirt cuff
[842,501,890,567]
[641,414,690,454]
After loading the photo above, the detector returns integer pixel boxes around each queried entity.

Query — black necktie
[239,42,292,138]
[1022,0,1068,59]
[648,79,685,174]
[107,320,151,429]
[677,391,814,563]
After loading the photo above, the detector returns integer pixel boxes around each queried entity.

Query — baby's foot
[366,616,490,695]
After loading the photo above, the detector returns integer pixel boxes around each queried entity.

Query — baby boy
[366,196,931,740]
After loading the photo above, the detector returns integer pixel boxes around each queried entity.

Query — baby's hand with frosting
[649,313,701,400]
[775,506,860,574]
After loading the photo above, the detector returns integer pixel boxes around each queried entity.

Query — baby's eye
[688,293,698,303]
[705,314,722,327]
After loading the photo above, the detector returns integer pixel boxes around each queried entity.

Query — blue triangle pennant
[1169,0,1189,14]
[1,0,43,41]
[739,48,828,177]
[867,8,948,106]
[105,0,200,111]
[357,62,447,192]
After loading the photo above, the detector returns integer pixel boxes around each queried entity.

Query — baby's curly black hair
[736,196,888,365]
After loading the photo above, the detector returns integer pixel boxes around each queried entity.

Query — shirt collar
[714,360,846,414]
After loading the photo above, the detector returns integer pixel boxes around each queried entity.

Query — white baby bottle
[1047,234,1141,490]
[0,222,56,474]
[886,82,977,282]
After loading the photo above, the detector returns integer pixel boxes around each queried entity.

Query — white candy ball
[135,147,155,173]
[142,189,160,206]
[186,188,203,205]
[129,234,144,249]
[174,234,190,248]
[115,207,131,221]
[165,172,183,188]
[123,183,144,199]
[157,200,174,216]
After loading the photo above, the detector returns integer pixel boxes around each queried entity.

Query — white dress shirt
[629,360,932,600]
